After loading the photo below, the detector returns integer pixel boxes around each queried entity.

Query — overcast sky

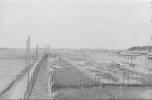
[0,0,151,49]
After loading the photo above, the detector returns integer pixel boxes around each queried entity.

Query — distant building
[116,51,152,69]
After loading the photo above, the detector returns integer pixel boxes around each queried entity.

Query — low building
[116,51,152,69]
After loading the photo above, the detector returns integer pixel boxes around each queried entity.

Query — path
[29,58,50,99]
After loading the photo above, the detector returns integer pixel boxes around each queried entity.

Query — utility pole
[46,45,54,99]
[26,36,30,74]
[26,35,30,96]
[150,1,152,85]
[27,36,30,83]
[25,37,27,97]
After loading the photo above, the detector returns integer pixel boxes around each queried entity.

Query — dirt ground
[54,86,152,99]
[52,50,152,99]
[52,57,98,88]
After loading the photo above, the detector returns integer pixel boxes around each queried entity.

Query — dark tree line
[127,46,152,51]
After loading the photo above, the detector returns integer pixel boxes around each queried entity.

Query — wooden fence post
[123,71,124,85]
[108,68,109,84]
[80,72,81,88]
[136,71,137,85]
[114,71,115,86]
[128,70,129,86]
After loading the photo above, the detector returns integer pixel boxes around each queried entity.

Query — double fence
[23,54,47,100]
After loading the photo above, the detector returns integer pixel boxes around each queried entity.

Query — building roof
[118,51,148,56]
[117,51,152,59]
[118,53,144,56]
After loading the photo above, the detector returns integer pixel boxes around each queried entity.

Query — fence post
[25,36,31,99]
[95,71,96,86]
[80,72,81,88]
[123,71,124,85]
[82,73,84,88]
[142,73,144,85]
[136,71,137,85]
[66,80,68,88]
[114,71,115,86]
[108,67,109,84]
[149,71,151,85]
[63,70,65,88]
[26,36,30,92]
[128,70,129,86]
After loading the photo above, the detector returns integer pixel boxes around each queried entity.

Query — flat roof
[118,53,143,56]
[118,51,146,56]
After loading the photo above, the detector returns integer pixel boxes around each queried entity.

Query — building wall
[135,55,147,67]
[116,54,148,68]
[149,59,152,69]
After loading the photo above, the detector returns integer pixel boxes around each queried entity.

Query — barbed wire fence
[22,36,46,100]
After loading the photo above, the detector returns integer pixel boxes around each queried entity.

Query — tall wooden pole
[26,39,28,70]
[150,1,152,85]
[28,36,30,69]
[25,35,31,97]
[26,36,30,87]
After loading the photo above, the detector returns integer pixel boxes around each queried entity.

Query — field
[54,86,152,99]
[51,50,152,99]
[52,57,98,88]
[0,49,35,95]
[1,49,152,99]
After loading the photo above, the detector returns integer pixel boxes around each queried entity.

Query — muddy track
[0,61,36,98]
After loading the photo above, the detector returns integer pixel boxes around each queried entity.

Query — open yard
[54,86,152,99]
[52,57,98,89]
[51,50,152,99]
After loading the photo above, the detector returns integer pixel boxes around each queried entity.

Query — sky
[0,0,151,49]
